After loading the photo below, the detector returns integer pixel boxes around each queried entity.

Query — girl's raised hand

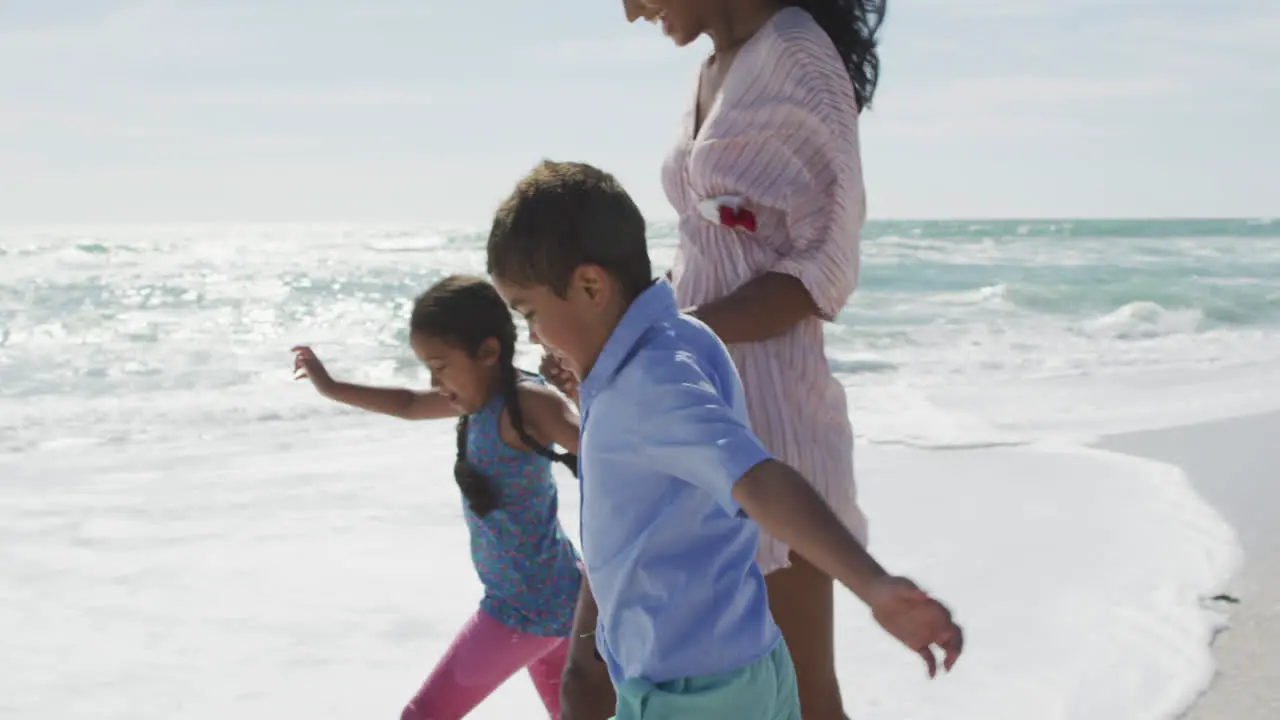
[291,345,335,394]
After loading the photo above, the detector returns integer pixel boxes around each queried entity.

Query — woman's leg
[526,637,571,717]
[401,609,565,720]
[765,553,845,720]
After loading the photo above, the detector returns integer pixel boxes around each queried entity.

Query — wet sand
[1098,412,1280,719]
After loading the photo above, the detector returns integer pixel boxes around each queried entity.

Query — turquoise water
[849,219,1280,323]
[1,219,1279,450]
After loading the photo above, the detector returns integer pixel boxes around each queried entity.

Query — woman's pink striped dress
[663,7,868,572]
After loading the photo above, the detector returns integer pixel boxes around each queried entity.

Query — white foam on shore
[845,359,1280,448]
[835,442,1241,719]
[0,415,1242,719]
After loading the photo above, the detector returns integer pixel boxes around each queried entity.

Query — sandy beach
[1098,412,1280,719]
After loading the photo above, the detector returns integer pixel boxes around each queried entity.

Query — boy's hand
[539,352,579,402]
[560,658,615,720]
[729,460,964,677]
[867,576,964,677]
[291,345,335,395]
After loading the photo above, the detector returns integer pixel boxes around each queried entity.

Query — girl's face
[410,332,499,414]
[626,0,709,47]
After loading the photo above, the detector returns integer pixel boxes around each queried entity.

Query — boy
[487,161,962,719]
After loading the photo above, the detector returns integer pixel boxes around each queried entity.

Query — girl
[293,274,612,719]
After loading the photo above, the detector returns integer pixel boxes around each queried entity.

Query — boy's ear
[572,264,612,307]
[477,337,501,365]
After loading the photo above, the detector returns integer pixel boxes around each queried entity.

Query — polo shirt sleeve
[636,350,773,515]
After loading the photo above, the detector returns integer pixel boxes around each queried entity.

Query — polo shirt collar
[579,279,676,402]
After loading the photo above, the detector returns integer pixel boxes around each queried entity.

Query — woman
[548,1,890,718]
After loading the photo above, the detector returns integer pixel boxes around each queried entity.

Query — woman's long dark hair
[784,0,886,110]
[409,275,577,518]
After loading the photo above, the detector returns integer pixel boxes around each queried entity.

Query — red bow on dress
[717,205,757,232]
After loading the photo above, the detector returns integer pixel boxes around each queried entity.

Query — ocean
[2,219,1278,718]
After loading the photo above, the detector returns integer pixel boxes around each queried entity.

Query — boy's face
[493,265,616,382]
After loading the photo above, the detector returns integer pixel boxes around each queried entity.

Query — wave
[1000,281,1278,328]
[1082,302,1203,339]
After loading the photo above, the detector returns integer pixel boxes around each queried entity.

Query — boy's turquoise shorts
[610,639,801,720]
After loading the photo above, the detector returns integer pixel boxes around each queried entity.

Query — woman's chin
[664,25,703,48]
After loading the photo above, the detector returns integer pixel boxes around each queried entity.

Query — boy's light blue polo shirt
[576,279,781,685]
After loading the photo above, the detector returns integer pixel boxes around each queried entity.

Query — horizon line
[0,215,1274,231]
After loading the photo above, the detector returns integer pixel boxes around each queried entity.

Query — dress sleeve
[766,119,864,322]
[690,45,866,320]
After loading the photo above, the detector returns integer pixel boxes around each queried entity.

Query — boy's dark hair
[409,275,576,518]
[487,160,653,302]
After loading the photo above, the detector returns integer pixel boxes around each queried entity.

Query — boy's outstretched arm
[639,351,963,675]
[733,461,887,597]
[732,461,964,675]
[292,345,456,420]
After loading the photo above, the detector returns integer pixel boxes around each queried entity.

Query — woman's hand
[539,352,579,403]
[291,345,336,395]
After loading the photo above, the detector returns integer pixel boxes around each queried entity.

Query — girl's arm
[293,345,458,420]
[516,383,581,454]
[322,382,457,420]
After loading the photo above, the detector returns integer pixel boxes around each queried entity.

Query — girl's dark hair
[409,275,577,518]
[785,0,886,110]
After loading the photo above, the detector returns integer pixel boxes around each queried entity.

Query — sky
[0,0,1276,225]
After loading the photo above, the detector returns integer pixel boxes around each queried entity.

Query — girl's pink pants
[400,608,570,719]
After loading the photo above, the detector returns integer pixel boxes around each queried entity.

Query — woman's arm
[687,272,819,344]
